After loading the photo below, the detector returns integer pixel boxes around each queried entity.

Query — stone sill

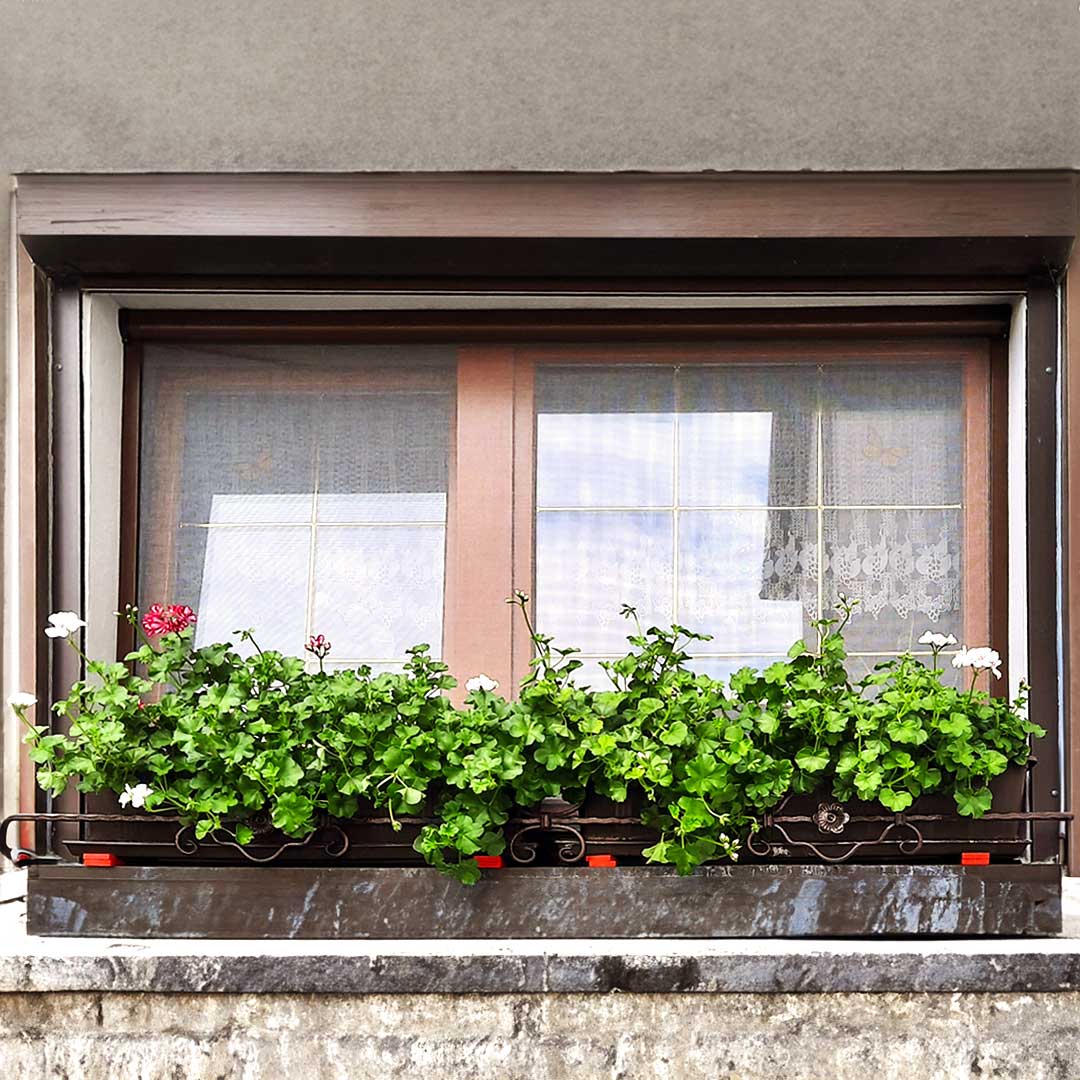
[2,873,1080,995]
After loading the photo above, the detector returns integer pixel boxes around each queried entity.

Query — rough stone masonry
[3,990,1080,1079]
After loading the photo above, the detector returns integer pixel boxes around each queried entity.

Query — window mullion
[443,346,518,698]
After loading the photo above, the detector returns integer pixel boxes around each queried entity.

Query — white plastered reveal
[81,294,124,663]
[1008,300,1029,702]
[2,189,20,822]
[79,289,1032,666]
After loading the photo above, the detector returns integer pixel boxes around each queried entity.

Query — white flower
[118,783,154,810]
[952,646,1002,679]
[7,692,37,709]
[44,611,86,639]
[918,631,958,649]
[465,674,499,694]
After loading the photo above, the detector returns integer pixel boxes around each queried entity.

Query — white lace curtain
[534,361,967,660]
[760,364,964,631]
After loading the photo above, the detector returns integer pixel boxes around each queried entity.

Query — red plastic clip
[474,855,504,869]
[82,852,124,868]
[961,851,991,866]
[586,854,618,868]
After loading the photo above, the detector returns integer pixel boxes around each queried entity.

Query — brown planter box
[63,765,1031,867]
[752,765,1029,862]
[504,766,1031,866]
[69,795,428,866]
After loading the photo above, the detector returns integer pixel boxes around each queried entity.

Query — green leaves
[878,787,914,812]
[937,712,972,738]
[30,597,1042,885]
[271,792,315,835]
[886,716,928,745]
[854,768,883,798]
[659,721,690,746]
[795,746,829,773]
[955,787,993,818]
[200,683,243,716]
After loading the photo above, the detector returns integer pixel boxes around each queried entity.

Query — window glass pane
[823,507,963,653]
[317,391,451,522]
[534,510,673,654]
[678,366,817,507]
[174,392,316,526]
[687,656,793,683]
[313,526,446,660]
[190,527,310,655]
[678,509,814,653]
[533,356,976,689]
[535,366,674,508]
[138,344,454,664]
[822,363,963,506]
[567,658,618,691]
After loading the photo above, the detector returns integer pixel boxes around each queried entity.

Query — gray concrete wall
[2,0,1079,174]
[2,990,1079,1079]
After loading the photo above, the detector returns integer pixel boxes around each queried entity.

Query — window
[135,344,455,669]
[531,352,987,687]
[123,316,1000,692]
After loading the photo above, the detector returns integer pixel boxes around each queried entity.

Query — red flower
[142,604,198,638]
[166,605,197,633]
[306,634,331,660]
[141,604,171,637]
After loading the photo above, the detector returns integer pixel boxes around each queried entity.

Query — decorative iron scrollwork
[508,796,587,865]
[1,801,1075,868]
[173,815,350,864]
[747,816,925,863]
[813,802,851,835]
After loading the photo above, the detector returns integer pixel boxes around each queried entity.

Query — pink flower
[166,605,197,633]
[142,605,171,636]
[142,604,198,638]
[305,634,331,660]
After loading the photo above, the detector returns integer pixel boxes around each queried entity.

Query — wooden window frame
[510,339,995,689]
[13,172,1070,867]
[122,308,1009,701]
[121,344,457,661]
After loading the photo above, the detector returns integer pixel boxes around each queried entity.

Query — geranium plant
[10,595,1044,884]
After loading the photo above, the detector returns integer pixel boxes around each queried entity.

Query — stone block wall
[2,991,1080,1079]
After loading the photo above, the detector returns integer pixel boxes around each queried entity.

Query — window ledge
[1,875,1079,995]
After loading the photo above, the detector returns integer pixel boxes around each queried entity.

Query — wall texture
[2,0,1079,175]
[2,990,1080,1079]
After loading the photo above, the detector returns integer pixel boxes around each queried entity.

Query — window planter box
[64,799,431,867]
[8,763,1067,939]
[749,764,1029,863]
[505,765,1033,867]
[32,763,1035,869]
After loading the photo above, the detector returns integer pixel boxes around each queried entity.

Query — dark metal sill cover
[27,863,1061,940]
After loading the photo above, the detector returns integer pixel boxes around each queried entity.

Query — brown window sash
[508,338,996,686]
[121,310,1006,696]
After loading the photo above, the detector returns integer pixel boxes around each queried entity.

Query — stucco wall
[3,990,1080,1079]
[2,0,1079,174]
